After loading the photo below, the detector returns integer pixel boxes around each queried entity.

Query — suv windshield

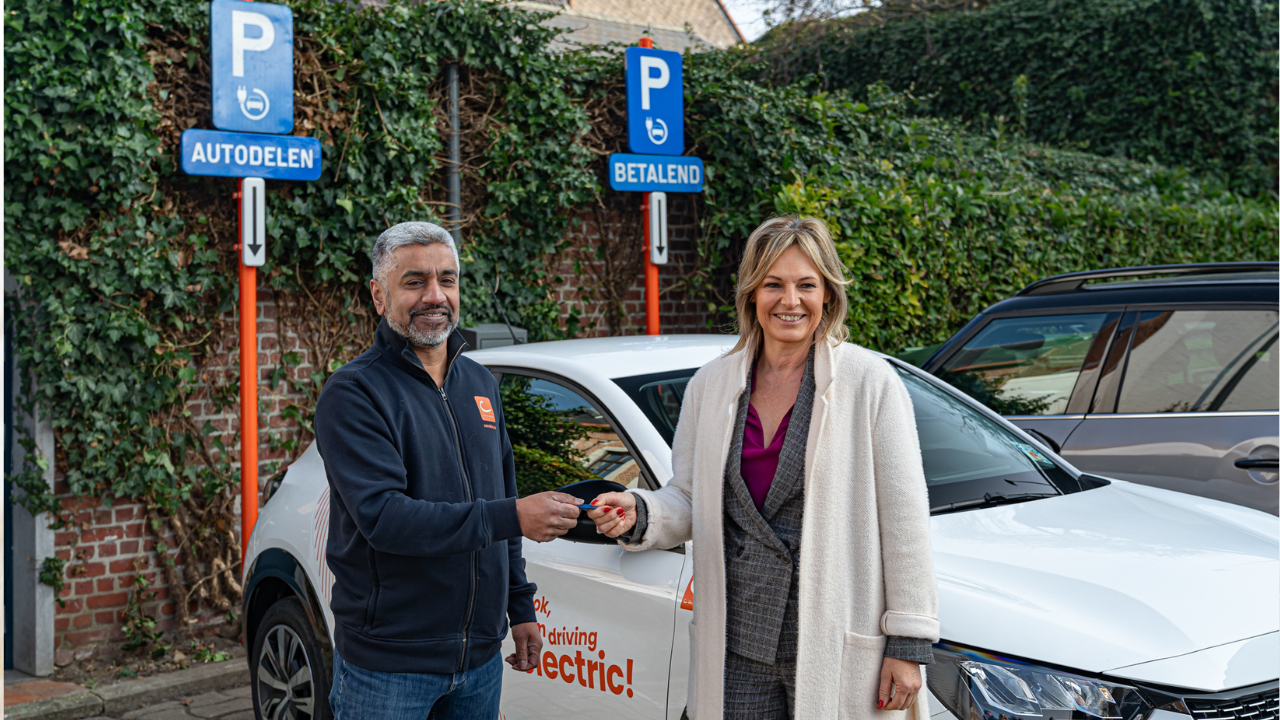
[614,362,1094,513]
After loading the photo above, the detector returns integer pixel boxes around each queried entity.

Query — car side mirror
[554,478,627,544]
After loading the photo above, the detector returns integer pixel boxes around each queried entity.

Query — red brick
[73,614,92,629]
[54,617,69,633]
[114,507,136,522]
[94,611,116,625]
[56,599,83,614]
[96,578,114,593]
[82,563,105,577]
[99,542,118,557]
[74,580,94,595]
[109,558,146,574]
[64,628,109,646]
[119,540,138,554]
[87,592,128,609]
[125,524,143,539]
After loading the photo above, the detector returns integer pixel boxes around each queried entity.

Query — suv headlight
[928,643,1155,720]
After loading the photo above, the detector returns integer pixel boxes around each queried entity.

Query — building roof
[513,0,743,51]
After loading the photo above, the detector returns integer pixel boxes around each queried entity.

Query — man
[314,221,581,719]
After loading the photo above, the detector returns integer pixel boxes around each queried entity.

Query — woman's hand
[877,656,922,712]
[587,492,636,538]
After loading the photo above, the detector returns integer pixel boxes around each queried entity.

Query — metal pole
[642,193,659,335]
[237,179,258,566]
[638,36,659,336]
[447,63,462,246]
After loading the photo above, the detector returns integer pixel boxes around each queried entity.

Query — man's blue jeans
[329,649,503,720]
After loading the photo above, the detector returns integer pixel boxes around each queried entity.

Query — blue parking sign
[625,47,683,156]
[210,0,293,134]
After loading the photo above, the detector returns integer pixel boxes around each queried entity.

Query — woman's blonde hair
[729,215,850,355]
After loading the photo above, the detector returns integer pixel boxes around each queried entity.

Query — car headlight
[928,643,1155,720]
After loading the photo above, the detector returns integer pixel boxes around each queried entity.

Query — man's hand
[506,622,542,672]
[586,492,637,538]
[877,656,922,711]
[516,492,580,542]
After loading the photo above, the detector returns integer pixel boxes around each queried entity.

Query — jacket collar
[374,318,469,382]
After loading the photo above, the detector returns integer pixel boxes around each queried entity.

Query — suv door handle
[1235,458,1279,470]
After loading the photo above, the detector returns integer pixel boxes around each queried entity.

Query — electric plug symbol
[237,86,270,121]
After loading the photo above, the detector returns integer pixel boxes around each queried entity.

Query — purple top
[742,363,794,511]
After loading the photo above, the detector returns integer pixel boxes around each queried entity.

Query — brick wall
[553,193,714,337]
[49,194,718,664]
[50,286,310,667]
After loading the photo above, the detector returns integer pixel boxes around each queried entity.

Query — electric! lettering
[525,618,636,699]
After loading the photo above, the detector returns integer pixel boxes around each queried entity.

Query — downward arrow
[656,239,665,255]
[247,241,263,256]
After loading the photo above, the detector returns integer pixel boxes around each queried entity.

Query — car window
[894,367,1080,508]
[499,374,643,497]
[1117,310,1279,413]
[616,363,1085,510]
[611,369,692,446]
[935,314,1111,416]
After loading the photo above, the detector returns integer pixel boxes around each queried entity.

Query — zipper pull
[439,386,447,401]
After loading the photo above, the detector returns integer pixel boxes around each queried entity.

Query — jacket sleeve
[314,378,523,558]
[497,391,537,626]
[618,369,703,552]
[871,364,941,642]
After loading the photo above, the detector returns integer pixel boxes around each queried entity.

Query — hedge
[753,0,1279,198]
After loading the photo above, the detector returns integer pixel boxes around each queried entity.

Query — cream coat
[622,338,939,720]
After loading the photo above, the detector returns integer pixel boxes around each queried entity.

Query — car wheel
[251,597,331,720]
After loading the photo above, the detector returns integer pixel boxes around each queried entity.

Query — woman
[589,216,938,720]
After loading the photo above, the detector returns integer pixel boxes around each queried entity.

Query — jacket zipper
[435,355,479,672]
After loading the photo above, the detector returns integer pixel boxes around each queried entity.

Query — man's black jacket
[314,320,534,674]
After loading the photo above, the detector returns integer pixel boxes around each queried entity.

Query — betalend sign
[180,0,320,563]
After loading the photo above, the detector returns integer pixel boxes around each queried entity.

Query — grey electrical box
[460,323,527,350]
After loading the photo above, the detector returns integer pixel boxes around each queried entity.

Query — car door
[1061,307,1280,514]
[927,311,1123,450]
[494,369,686,719]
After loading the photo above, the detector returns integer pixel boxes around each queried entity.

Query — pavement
[4,661,250,720]
[85,686,253,720]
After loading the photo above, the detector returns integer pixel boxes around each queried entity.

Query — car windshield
[614,362,1093,513]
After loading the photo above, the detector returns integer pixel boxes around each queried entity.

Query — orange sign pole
[237,178,259,566]
[638,35,660,336]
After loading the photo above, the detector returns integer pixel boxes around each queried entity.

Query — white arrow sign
[241,177,266,267]
[648,191,668,265]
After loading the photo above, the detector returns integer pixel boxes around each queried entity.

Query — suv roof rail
[1016,262,1279,296]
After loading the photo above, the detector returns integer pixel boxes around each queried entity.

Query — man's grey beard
[387,305,458,349]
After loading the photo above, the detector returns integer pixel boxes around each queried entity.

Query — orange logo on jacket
[475,396,496,424]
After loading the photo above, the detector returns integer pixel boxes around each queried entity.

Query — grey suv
[919,263,1279,514]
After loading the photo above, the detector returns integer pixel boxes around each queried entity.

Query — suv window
[1117,310,1278,413]
[498,374,643,497]
[936,314,1112,416]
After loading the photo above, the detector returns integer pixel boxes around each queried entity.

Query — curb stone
[4,693,103,720]
[5,660,250,720]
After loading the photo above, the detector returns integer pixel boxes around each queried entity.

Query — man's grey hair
[371,222,459,286]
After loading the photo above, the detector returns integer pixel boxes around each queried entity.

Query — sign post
[611,37,703,335]
[182,0,320,565]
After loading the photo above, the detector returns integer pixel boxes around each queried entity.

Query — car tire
[251,597,331,720]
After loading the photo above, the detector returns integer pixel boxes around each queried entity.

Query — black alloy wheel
[251,597,331,720]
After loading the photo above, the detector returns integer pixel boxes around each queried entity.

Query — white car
[241,335,1279,720]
